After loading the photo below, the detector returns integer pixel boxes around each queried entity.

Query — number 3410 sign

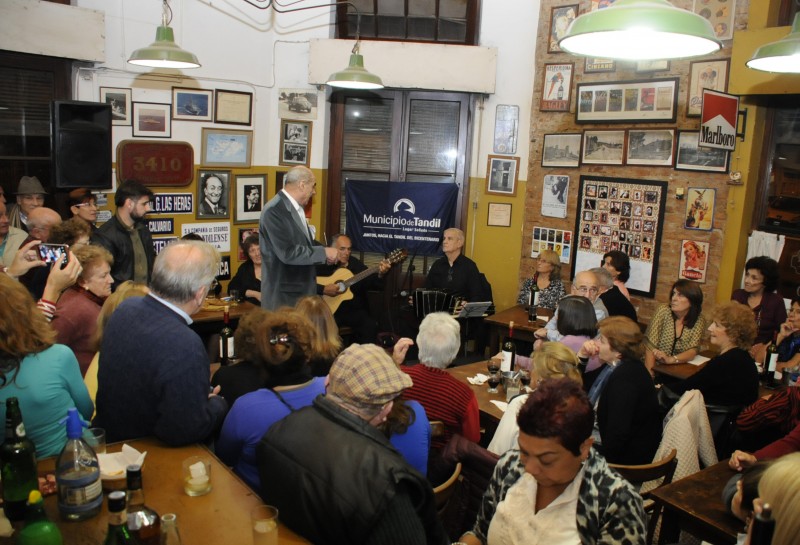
[117,140,194,186]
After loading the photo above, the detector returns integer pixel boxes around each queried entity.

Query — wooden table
[649,460,742,545]
[193,300,257,323]
[483,305,552,354]
[5,437,308,544]
[654,359,779,399]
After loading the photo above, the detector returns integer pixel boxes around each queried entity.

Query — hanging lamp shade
[326,48,384,90]
[559,0,721,60]
[128,25,201,69]
[747,13,800,73]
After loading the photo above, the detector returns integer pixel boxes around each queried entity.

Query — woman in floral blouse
[516,249,566,309]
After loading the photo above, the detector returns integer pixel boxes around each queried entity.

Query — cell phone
[38,243,69,266]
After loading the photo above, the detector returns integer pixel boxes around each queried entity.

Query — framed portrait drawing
[234,174,266,224]
[280,120,312,167]
[626,129,675,166]
[132,103,171,138]
[576,78,679,123]
[542,133,582,168]
[100,87,131,126]
[486,155,520,196]
[201,128,253,168]
[172,87,213,121]
[582,130,625,165]
[548,5,578,53]
[196,169,231,220]
[674,131,730,172]
[687,58,730,117]
[541,63,574,112]
[693,0,735,40]
[684,187,716,231]
[215,89,253,125]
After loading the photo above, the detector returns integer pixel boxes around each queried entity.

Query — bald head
[283,166,317,207]
[27,207,62,242]
[150,240,220,307]
[572,270,599,302]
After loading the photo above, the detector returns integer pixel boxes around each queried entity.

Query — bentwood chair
[432,462,462,516]
[609,448,678,545]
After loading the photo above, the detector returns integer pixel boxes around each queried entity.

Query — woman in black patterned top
[516,249,566,309]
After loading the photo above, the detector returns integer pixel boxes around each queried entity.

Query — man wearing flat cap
[257,343,447,545]
[8,176,47,232]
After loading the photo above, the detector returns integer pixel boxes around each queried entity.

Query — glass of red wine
[519,369,532,390]
[487,371,501,394]
[487,359,501,375]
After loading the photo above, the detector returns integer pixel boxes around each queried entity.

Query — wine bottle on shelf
[219,305,235,366]
[126,464,160,545]
[160,513,182,545]
[103,491,140,545]
[750,503,775,545]
[18,490,63,545]
[56,408,102,521]
[0,397,39,522]
[528,274,540,322]
[501,321,516,373]
[764,333,779,387]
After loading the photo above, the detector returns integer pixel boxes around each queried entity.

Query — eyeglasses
[74,202,98,208]
[575,286,598,294]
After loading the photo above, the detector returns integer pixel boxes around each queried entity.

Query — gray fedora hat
[16,176,48,195]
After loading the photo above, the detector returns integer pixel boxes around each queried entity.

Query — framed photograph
[279,88,319,120]
[582,130,626,165]
[234,174,266,224]
[201,128,253,168]
[100,87,131,126]
[548,5,579,53]
[486,156,520,196]
[280,120,312,166]
[487,203,512,227]
[576,78,679,123]
[584,58,615,73]
[687,58,730,117]
[626,129,675,166]
[132,102,171,138]
[693,0,735,40]
[215,89,253,125]
[674,131,730,172]
[531,227,572,263]
[542,133,582,168]
[541,63,574,112]
[684,187,716,231]
[171,87,212,121]
[196,170,231,219]
[679,239,710,283]
[589,0,617,11]
[636,59,670,72]
[493,104,519,154]
[237,227,259,261]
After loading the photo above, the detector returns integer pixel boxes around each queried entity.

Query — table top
[12,437,308,545]
[484,304,552,334]
[193,300,257,323]
[649,460,742,543]
[446,359,510,422]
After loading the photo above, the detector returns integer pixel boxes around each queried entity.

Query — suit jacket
[198,199,227,216]
[0,226,28,268]
[259,191,326,310]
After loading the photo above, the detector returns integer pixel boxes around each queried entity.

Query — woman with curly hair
[228,233,262,305]
[669,301,760,407]
[732,255,787,357]
[215,308,326,491]
[295,295,342,376]
[0,274,93,457]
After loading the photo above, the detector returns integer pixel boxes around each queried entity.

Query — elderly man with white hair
[536,269,609,342]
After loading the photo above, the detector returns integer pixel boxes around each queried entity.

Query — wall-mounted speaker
[52,100,112,189]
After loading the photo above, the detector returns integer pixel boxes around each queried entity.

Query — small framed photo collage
[531,227,572,264]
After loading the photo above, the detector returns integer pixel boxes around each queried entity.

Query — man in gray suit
[259,166,337,310]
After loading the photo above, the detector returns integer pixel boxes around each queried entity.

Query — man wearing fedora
[8,176,47,233]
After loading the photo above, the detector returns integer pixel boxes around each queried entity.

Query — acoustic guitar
[318,248,408,313]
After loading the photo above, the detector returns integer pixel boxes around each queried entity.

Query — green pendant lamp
[747,13,800,73]
[559,0,721,60]
[326,40,384,90]
[128,0,200,69]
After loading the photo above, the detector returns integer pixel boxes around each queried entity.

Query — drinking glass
[487,371,501,394]
[487,359,500,375]
[228,289,240,307]
[251,505,279,545]
[182,456,212,496]
[519,369,532,390]
[84,427,106,454]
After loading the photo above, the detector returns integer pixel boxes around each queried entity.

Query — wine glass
[487,358,500,375]
[519,369,532,390]
[487,371,501,394]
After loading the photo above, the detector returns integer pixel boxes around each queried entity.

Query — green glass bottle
[103,491,140,545]
[0,397,38,522]
[18,490,64,545]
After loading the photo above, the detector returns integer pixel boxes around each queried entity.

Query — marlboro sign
[699,89,739,151]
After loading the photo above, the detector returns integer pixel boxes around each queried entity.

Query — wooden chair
[429,420,446,439]
[609,448,678,545]
[432,462,462,516]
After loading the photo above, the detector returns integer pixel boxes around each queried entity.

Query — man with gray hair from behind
[94,240,228,445]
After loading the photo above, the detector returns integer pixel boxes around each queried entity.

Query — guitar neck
[342,266,380,288]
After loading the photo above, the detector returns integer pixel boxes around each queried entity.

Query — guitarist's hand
[323,284,340,297]
[392,337,415,365]
[377,259,391,277]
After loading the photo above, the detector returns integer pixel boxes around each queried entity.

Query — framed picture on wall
[674,131,730,172]
[626,129,675,166]
[541,63,574,112]
[201,128,253,168]
[542,133,582,168]
[172,87,213,121]
[215,89,253,125]
[493,104,519,154]
[548,4,578,53]
[581,130,625,165]
[686,58,730,117]
[234,174,266,224]
[576,78,679,123]
[279,120,312,166]
[486,155,520,196]
[100,87,132,126]
[196,169,231,219]
[584,58,615,73]
[132,102,171,138]
[684,187,716,231]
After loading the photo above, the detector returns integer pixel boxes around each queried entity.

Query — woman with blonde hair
[750,452,800,545]
[516,249,566,310]
[295,295,342,376]
[488,342,582,455]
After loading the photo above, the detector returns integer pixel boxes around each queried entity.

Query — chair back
[429,420,446,439]
[706,403,744,460]
[432,462,461,515]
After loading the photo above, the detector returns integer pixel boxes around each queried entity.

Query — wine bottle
[103,491,140,545]
[501,321,516,373]
[160,513,182,545]
[56,408,102,521]
[0,397,38,522]
[764,333,779,387]
[126,464,160,545]
[749,503,775,545]
[219,305,235,366]
[18,490,63,545]
[528,274,540,322]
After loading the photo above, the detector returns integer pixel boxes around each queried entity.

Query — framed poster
[100,87,131,126]
[541,63,574,112]
[486,155,520,196]
[576,78,679,123]
[493,104,519,154]
[548,5,578,53]
[684,187,716,231]
[172,87,213,121]
[542,175,569,218]
[531,227,572,264]
[487,203,512,227]
[542,133,582,168]
[571,175,668,297]
[584,58,615,73]
[215,89,253,125]
[693,0,735,40]
[636,60,670,72]
[687,58,730,117]
[201,128,253,168]
[679,240,710,283]
[132,102,171,138]
[196,170,231,220]
[674,131,729,172]
[626,129,675,166]
[582,130,625,165]
[279,120,312,167]
[235,174,266,224]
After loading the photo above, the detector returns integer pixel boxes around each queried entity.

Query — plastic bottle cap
[27,490,43,504]
[61,407,87,439]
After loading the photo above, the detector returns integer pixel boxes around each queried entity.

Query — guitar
[317,248,408,313]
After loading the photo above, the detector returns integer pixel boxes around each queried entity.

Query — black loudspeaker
[52,100,112,189]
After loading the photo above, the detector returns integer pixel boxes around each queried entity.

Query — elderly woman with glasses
[516,249,567,310]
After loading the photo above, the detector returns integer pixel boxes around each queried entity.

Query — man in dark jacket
[94,179,155,286]
[257,343,447,545]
